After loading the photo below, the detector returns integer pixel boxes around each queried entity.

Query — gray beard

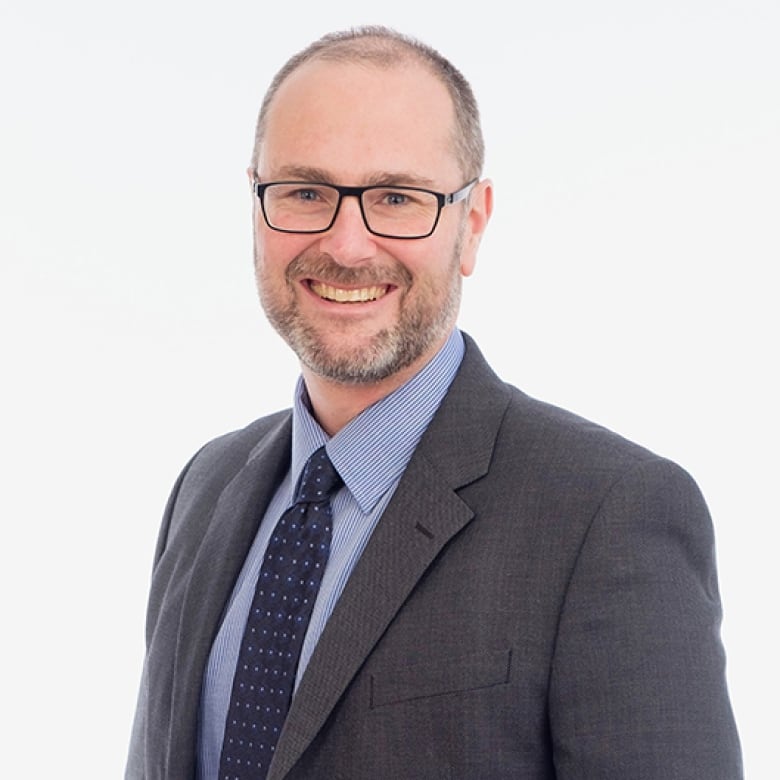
[256,244,463,385]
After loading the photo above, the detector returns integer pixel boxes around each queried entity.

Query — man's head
[250,27,493,387]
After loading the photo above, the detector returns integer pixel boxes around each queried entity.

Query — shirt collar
[291,329,465,513]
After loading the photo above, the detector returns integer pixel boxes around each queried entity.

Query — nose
[317,194,377,265]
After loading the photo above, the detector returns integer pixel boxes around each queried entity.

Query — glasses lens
[263,184,340,232]
[362,188,438,238]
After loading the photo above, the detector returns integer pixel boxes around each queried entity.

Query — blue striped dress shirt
[196,329,465,779]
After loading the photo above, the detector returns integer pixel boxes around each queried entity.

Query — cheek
[398,231,450,269]
[406,234,460,282]
[255,229,310,273]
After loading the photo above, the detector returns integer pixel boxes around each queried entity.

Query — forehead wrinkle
[265,164,439,189]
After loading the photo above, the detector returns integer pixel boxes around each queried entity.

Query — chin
[304,317,456,385]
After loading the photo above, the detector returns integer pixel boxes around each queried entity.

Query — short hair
[250,26,485,180]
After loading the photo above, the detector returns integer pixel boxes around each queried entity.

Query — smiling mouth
[308,280,391,303]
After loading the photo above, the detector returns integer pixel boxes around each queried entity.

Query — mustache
[285,252,413,288]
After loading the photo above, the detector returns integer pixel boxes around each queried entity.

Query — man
[126,26,742,779]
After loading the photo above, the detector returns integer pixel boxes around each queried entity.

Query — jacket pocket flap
[369,648,512,708]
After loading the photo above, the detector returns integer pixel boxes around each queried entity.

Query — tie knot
[295,446,343,504]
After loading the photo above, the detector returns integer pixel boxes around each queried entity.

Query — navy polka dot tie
[218,446,342,780]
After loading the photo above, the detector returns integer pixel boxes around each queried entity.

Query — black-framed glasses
[252,179,478,239]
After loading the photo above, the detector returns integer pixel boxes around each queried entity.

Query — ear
[459,178,493,277]
[247,167,261,220]
[247,166,258,200]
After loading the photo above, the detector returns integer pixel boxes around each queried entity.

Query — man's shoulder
[192,408,293,471]
[465,382,706,529]
[154,408,293,554]
[205,408,292,452]
[171,408,293,501]
[457,334,664,471]
[505,387,657,463]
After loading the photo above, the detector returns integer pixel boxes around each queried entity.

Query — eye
[269,184,338,209]
[383,190,410,206]
[368,188,424,209]
[291,187,323,202]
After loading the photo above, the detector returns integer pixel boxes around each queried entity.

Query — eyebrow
[268,165,438,189]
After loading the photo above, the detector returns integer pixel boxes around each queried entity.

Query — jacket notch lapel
[164,419,292,777]
[268,455,477,779]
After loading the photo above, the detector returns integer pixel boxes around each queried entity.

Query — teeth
[310,282,388,303]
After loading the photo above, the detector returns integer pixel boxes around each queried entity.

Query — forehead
[259,59,460,184]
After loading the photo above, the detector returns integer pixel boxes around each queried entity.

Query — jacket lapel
[165,414,293,778]
[269,336,512,779]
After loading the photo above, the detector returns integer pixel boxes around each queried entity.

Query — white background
[2,1,777,776]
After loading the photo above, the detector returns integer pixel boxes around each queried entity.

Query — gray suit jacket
[126,335,742,779]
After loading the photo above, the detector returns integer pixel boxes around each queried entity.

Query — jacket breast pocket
[369,648,512,709]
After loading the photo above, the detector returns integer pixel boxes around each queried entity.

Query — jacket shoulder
[500,384,669,473]
[190,410,292,476]
[154,409,292,561]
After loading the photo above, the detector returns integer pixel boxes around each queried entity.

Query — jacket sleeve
[548,457,743,778]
